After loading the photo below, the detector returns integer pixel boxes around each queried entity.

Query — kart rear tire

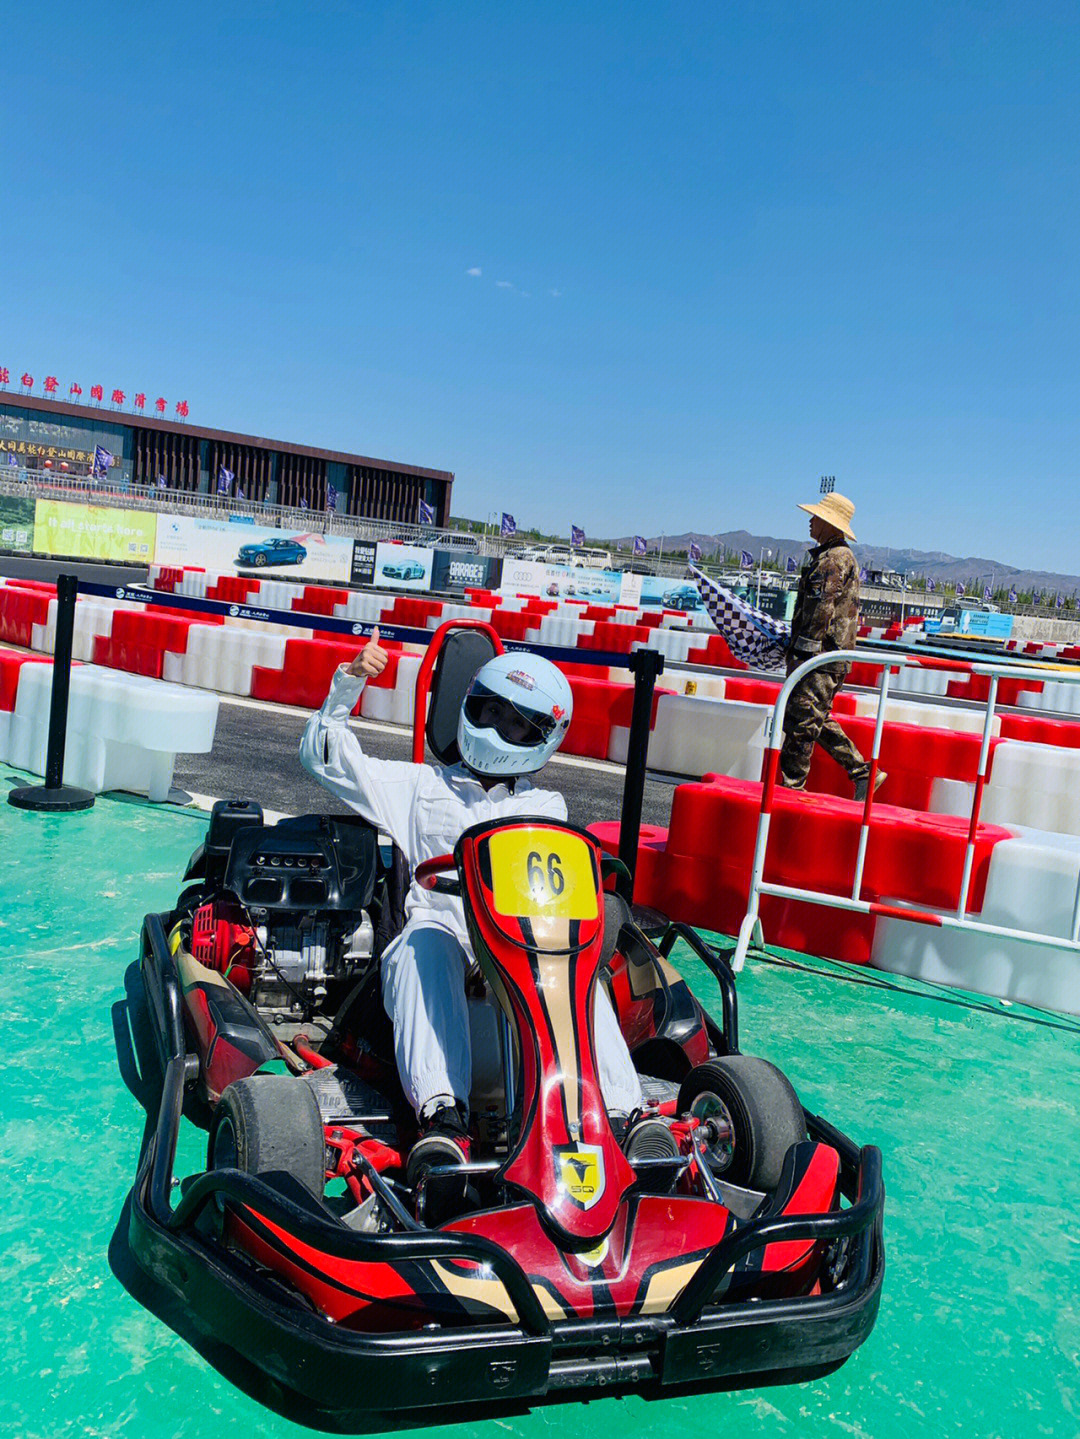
[209,1075,326,1200]
[678,1056,805,1191]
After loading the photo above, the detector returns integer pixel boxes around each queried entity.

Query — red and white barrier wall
[5,567,1080,1009]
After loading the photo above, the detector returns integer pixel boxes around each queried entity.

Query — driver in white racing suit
[300,630,644,1181]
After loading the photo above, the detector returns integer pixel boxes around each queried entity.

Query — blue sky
[3,3,1078,570]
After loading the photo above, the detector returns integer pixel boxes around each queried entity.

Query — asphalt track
[175,693,680,831]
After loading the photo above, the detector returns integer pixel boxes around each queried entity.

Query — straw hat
[798,491,857,542]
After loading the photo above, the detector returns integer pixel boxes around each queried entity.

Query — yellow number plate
[487,829,598,921]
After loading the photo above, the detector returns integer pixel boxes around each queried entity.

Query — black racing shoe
[407,1104,472,1224]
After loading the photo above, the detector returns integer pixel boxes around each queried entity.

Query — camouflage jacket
[789,537,859,657]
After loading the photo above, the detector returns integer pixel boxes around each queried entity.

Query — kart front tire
[209,1075,326,1200]
[678,1056,805,1192]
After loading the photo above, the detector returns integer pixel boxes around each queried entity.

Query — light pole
[755,548,772,608]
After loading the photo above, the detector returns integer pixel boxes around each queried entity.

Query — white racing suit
[299,666,643,1119]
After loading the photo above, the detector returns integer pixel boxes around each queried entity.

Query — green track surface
[2,774,1078,1438]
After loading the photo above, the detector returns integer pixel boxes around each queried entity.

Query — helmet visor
[463,682,558,748]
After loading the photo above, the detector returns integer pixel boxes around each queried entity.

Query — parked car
[381,560,426,581]
[662,583,703,610]
[236,537,307,568]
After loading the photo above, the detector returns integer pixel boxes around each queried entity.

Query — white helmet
[458,652,573,776]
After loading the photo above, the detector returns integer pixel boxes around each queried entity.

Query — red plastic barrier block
[584,606,616,621]
[490,611,537,642]
[0,649,49,711]
[665,775,1008,915]
[687,634,742,669]
[292,586,350,616]
[998,713,1080,748]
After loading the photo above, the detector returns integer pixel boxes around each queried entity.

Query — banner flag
[217,466,234,495]
[688,540,702,562]
[300,496,309,510]
[786,554,798,573]
[690,566,790,672]
[859,566,869,582]
[156,474,167,489]
[1008,588,1018,603]
[418,498,436,524]
[571,524,585,546]
[739,549,753,568]
[326,486,337,512]
[927,577,936,592]
[236,484,245,502]
[633,535,647,556]
[956,582,965,597]
[92,445,113,479]
[501,512,516,536]
[983,585,992,602]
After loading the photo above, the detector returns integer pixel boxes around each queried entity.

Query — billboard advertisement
[0,494,36,554]
[34,499,157,561]
[430,551,502,594]
[154,514,354,583]
[500,557,625,604]
[373,542,434,591]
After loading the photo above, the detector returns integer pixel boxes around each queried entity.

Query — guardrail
[730,648,1080,972]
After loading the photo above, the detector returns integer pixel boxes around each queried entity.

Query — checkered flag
[690,566,790,672]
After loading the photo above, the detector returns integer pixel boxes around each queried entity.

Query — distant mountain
[615,531,1080,595]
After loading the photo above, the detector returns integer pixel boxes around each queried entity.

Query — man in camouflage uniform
[780,491,885,800]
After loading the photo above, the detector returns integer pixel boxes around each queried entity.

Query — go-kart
[130,623,883,1414]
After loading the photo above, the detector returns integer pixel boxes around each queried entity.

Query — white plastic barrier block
[1018,680,1080,715]
[851,695,999,735]
[162,626,287,695]
[10,662,218,801]
[871,828,1080,1014]
[337,590,391,624]
[31,596,139,661]
[888,667,965,696]
[678,674,726,699]
[390,654,423,726]
[645,694,769,778]
[635,630,694,664]
[536,616,590,646]
[177,572,209,599]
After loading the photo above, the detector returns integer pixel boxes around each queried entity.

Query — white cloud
[466,267,482,277]
[549,288,562,298]
[495,280,514,289]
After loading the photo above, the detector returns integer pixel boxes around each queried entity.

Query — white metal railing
[730,649,1080,972]
[0,469,465,551]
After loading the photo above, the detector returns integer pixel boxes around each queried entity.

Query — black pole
[617,646,664,899]
[9,572,95,811]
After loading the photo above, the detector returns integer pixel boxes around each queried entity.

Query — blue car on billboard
[236,536,308,568]
[662,582,702,611]
[382,560,426,581]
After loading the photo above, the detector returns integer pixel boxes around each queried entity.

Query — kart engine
[188,808,381,1023]
[191,896,375,1017]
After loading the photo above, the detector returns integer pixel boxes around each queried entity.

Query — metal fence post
[8,573,95,812]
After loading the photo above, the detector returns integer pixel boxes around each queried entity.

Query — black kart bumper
[132,911,885,1413]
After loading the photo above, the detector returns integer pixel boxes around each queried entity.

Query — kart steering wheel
[414,854,461,896]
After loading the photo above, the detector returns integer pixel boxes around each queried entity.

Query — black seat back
[425,627,499,765]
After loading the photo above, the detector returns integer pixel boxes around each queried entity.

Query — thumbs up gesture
[348,626,388,679]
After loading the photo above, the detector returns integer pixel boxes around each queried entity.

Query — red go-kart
[130,624,883,1415]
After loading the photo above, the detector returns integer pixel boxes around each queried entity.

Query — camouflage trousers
[779,658,869,790]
